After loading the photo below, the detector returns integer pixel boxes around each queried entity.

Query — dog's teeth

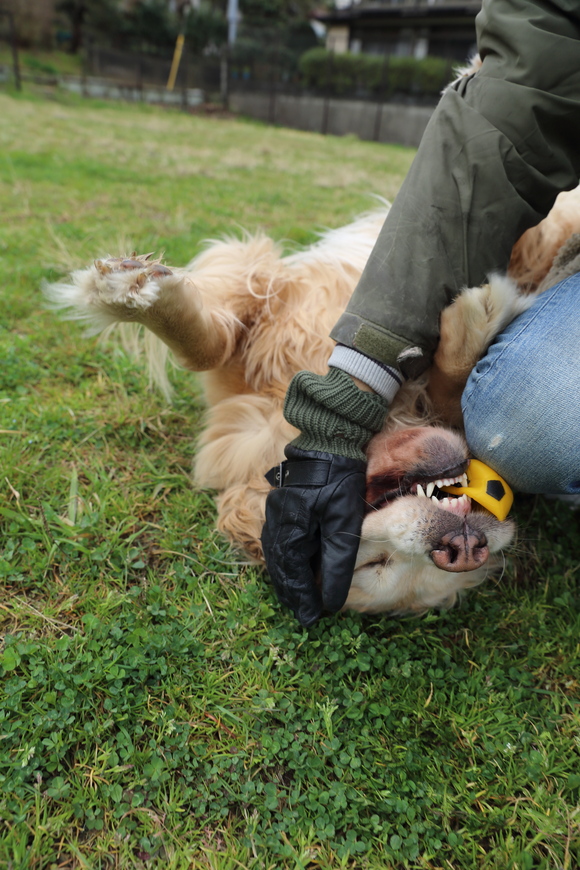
[461,473,469,486]
[431,495,439,505]
[426,482,435,497]
[416,484,426,497]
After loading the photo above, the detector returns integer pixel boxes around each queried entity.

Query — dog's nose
[430,528,489,572]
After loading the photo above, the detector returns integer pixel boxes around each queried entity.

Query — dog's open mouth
[366,462,471,517]
[412,472,471,516]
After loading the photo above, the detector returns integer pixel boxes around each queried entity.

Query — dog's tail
[116,324,173,401]
[44,274,174,401]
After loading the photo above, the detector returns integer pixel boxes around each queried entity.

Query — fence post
[136,55,143,101]
[321,50,334,135]
[6,12,21,91]
[81,36,91,98]
[220,47,229,108]
[268,50,279,125]
[181,51,188,110]
[373,55,389,142]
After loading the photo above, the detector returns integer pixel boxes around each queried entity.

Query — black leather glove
[261,445,367,627]
[261,367,389,626]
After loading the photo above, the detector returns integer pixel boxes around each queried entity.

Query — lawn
[0,48,82,80]
[1,86,580,870]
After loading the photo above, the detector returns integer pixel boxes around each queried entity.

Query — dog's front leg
[46,255,241,371]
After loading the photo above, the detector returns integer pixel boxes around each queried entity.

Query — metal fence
[84,43,222,97]
[0,32,452,146]
[81,42,453,108]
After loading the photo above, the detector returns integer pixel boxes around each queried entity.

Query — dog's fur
[46,187,580,616]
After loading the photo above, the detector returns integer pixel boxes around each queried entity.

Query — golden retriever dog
[46,187,580,616]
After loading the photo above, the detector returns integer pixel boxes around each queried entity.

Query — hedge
[298,48,453,98]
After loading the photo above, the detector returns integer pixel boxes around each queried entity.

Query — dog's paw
[45,253,178,332]
[90,254,175,311]
[94,254,171,276]
[435,276,532,377]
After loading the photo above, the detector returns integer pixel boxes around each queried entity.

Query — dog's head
[347,426,515,614]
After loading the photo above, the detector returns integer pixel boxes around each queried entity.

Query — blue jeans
[462,273,580,495]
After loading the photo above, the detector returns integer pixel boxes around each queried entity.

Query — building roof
[317,0,481,26]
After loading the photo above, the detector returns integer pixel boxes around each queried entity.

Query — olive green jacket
[330,0,580,377]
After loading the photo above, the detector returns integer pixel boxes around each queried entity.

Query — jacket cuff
[283,368,389,461]
[328,345,403,402]
[330,312,428,378]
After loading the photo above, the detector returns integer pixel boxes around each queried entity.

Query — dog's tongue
[440,459,514,521]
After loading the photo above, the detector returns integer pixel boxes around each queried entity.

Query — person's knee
[462,407,532,492]
[462,382,580,495]
[460,275,580,495]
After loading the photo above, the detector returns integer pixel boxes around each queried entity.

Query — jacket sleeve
[330,0,580,377]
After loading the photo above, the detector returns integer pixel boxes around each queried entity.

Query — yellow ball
[440,459,514,521]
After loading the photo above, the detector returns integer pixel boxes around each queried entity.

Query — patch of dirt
[187,102,237,120]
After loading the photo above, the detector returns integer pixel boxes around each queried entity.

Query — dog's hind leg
[428,275,538,427]
[46,254,241,372]
[194,393,296,560]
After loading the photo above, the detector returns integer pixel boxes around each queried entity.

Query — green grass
[0,48,82,78]
[1,87,580,869]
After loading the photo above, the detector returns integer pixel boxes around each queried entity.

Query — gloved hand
[261,367,389,626]
[261,446,367,626]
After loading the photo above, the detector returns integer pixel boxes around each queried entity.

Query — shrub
[298,48,451,98]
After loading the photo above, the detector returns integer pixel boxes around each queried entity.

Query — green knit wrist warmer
[283,368,389,461]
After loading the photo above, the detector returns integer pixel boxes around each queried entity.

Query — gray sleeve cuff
[328,345,403,402]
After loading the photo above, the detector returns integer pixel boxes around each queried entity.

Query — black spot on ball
[486,480,506,501]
